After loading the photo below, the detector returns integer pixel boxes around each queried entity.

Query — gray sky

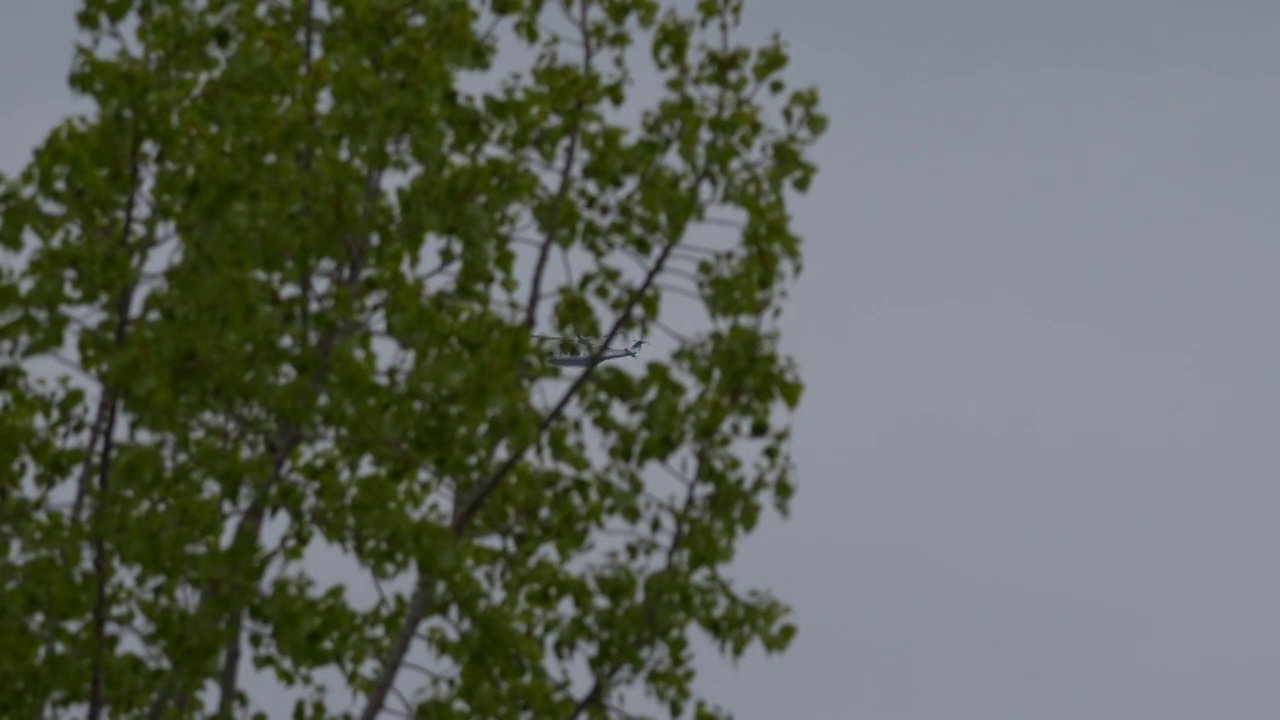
[5,1,1280,719]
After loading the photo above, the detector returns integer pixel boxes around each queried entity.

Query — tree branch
[68,392,111,529]
[523,0,595,331]
[655,281,701,303]
[150,160,384,720]
[359,227,687,720]
[87,114,147,720]
[569,454,702,719]
[87,393,121,720]
[651,319,691,345]
[360,19,726,714]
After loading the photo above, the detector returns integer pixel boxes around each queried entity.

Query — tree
[0,0,825,717]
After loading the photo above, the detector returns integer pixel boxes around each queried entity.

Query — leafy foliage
[0,0,825,718]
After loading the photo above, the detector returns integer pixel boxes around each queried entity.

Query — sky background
[4,1,1280,719]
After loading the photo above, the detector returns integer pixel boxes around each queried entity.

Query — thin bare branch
[401,659,449,682]
[360,580,438,720]
[669,242,723,256]
[524,0,595,331]
[656,460,693,487]
[700,216,745,231]
[69,392,111,526]
[606,702,647,720]
[655,282,701,303]
[391,687,415,717]
[510,234,544,249]
[88,114,147,720]
[560,245,575,286]
[87,395,120,720]
[478,15,503,45]
[459,240,684,533]
[651,319,691,345]
[569,454,703,719]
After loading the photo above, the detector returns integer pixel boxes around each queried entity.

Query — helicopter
[533,328,649,368]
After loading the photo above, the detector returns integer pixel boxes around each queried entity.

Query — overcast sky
[5,1,1280,719]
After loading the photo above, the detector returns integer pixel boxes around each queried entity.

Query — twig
[391,687,415,717]
[523,0,595,331]
[88,113,146,720]
[569,453,702,719]
[651,319,690,345]
[654,282,700,303]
